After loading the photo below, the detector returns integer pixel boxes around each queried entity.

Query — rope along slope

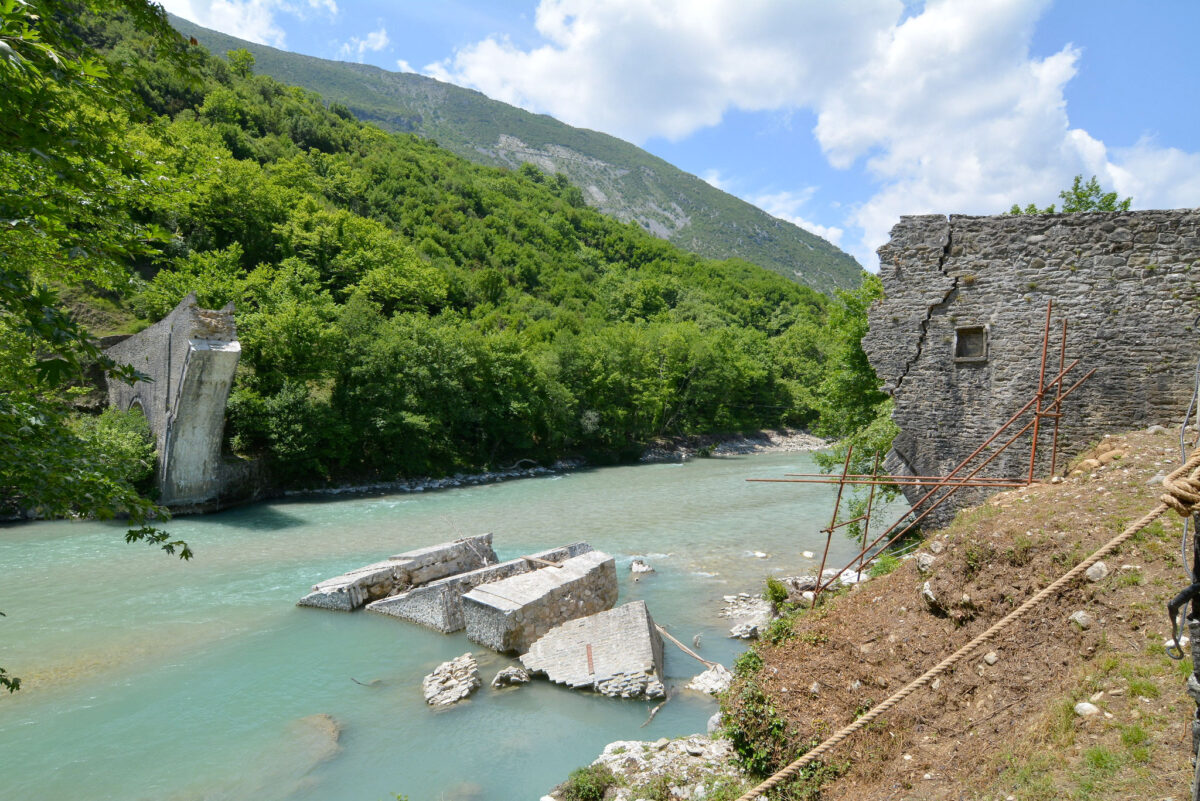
[735,449,1200,801]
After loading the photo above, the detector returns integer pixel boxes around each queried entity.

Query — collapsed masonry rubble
[367,542,594,631]
[299,535,671,702]
[462,550,618,653]
[521,600,665,699]
[297,534,497,611]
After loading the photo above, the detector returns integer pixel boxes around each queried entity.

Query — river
[0,451,882,801]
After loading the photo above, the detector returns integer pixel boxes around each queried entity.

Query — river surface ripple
[0,451,885,801]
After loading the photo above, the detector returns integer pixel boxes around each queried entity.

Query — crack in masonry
[893,219,960,396]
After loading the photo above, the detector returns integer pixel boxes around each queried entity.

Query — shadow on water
[201,504,309,532]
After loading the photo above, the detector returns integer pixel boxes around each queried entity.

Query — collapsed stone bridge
[104,293,252,510]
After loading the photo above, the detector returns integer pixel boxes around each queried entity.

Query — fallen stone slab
[366,542,593,632]
[521,600,665,699]
[422,653,481,706]
[298,534,497,611]
[463,550,617,653]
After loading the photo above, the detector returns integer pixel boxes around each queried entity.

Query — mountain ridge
[169,15,862,295]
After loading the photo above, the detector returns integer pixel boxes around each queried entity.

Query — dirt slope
[727,427,1198,800]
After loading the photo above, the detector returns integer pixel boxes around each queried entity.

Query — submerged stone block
[366,542,593,631]
[297,534,496,611]
[521,600,665,699]
[461,550,617,653]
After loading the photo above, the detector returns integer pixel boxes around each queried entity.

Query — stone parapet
[521,600,665,699]
[462,550,617,653]
[366,542,593,631]
[298,534,496,611]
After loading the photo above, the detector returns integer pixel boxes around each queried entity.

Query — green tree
[226,47,254,78]
[1008,174,1132,214]
[0,0,197,691]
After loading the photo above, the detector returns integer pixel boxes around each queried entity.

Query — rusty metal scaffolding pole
[812,446,854,608]
[856,454,881,577]
[1050,318,1068,477]
[1028,302,1054,484]
[814,366,1096,597]
[752,477,1031,488]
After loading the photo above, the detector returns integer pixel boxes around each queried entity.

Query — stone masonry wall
[105,293,247,509]
[864,209,1200,525]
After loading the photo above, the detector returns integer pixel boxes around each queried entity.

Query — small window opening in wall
[954,326,987,362]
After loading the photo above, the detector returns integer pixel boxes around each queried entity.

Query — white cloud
[161,0,338,47]
[340,26,390,62]
[432,0,1200,268]
[396,58,416,74]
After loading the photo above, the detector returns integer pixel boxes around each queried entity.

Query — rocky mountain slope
[169,15,862,295]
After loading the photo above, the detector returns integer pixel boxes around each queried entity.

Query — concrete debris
[1069,610,1095,630]
[916,553,936,574]
[299,534,497,611]
[490,666,530,689]
[707,712,723,734]
[928,540,945,554]
[983,651,999,666]
[686,663,732,696]
[422,653,481,706]
[1074,701,1101,717]
[921,581,939,609]
[629,558,655,574]
[521,600,665,699]
[366,542,592,631]
[1085,561,1109,582]
[463,550,617,653]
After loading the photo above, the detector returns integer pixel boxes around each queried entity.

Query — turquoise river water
[0,451,883,801]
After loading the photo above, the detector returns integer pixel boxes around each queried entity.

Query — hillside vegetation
[2,3,887,499]
[168,16,862,296]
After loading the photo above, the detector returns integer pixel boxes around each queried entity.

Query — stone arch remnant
[104,293,250,510]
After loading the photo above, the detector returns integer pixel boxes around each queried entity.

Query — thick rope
[735,449,1200,801]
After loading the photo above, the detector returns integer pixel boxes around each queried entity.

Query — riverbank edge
[269,428,828,504]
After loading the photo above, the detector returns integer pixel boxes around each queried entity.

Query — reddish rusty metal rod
[781,472,1023,482]
[825,513,869,531]
[1050,318,1068,477]
[813,445,853,608]
[752,478,1029,488]
[857,454,881,575]
[1028,302,1054,485]
[818,367,1096,593]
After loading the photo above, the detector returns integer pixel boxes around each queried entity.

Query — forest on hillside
[0,1,889,523]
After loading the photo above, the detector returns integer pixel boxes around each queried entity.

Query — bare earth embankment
[727,426,1196,800]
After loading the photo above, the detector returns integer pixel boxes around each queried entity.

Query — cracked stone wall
[865,210,1200,525]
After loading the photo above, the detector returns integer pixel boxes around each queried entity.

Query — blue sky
[162,1,1200,268]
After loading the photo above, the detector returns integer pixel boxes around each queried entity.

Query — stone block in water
[297,533,496,611]
[521,600,665,699]
[366,542,593,632]
[461,550,617,653]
